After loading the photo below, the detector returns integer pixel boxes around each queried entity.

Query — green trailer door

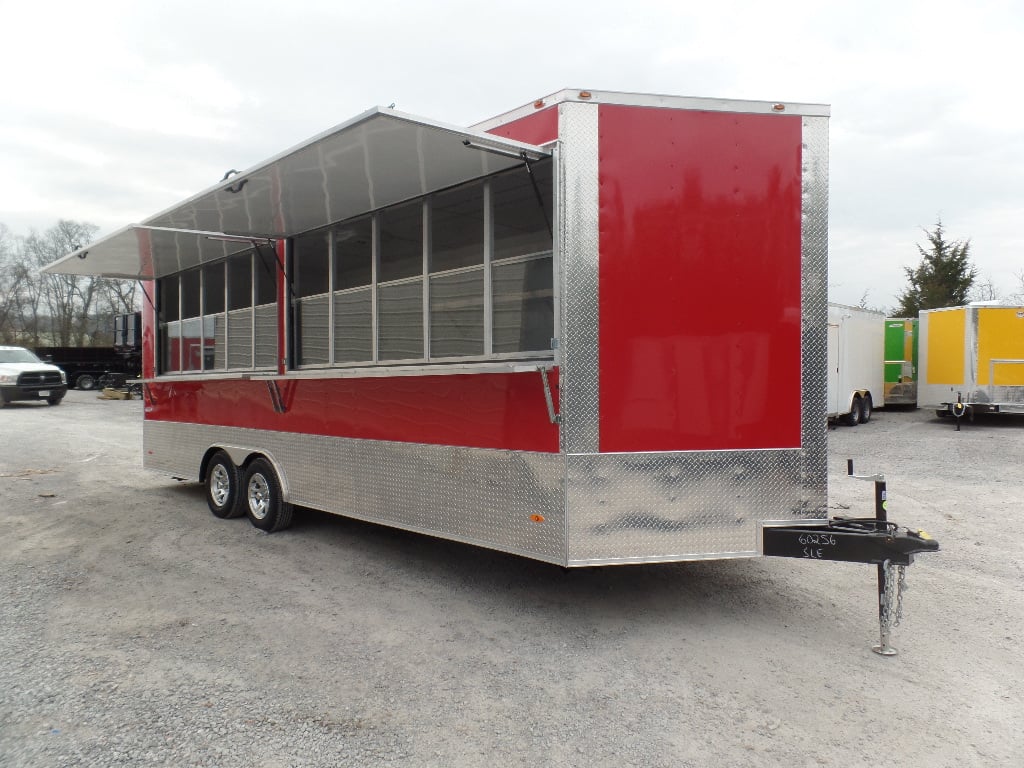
[884,318,918,405]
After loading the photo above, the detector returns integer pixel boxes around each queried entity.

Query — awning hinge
[539,367,561,425]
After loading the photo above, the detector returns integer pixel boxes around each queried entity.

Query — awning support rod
[520,151,552,238]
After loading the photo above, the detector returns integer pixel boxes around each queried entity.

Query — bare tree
[1008,269,1024,304]
[969,275,1000,303]
[23,220,100,345]
[0,224,21,343]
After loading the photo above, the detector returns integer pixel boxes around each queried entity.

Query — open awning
[44,108,550,279]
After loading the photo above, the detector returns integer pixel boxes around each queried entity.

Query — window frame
[155,249,278,376]
[154,158,557,379]
[291,159,556,371]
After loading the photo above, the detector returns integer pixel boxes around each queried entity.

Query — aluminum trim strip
[800,116,830,506]
[558,102,600,454]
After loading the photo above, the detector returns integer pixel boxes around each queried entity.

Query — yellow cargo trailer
[919,303,1024,417]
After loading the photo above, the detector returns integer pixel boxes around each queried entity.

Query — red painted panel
[485,107,559,146]
[598,105,803,452]
[144,369,560,453]
[141,281,157,379]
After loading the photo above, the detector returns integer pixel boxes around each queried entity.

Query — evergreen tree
[894,220,977,316]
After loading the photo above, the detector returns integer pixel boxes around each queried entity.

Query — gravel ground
[1,390,1022,767]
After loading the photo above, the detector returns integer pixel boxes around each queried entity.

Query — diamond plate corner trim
[558,101,600,454]
[565,449,825,564]
[144,420,568,564]
[801,115,829,507]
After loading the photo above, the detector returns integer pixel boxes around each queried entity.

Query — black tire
[936,408,950,418]
[842,396,861,427]
[76,374,97,391]
[242,457,292,532]
[206,451,244,519]
[859,394,873,424]
[46,394,64,406]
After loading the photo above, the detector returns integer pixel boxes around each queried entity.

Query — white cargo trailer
[828,303,885,425]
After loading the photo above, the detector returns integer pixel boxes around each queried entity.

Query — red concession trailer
[45,89,936,648]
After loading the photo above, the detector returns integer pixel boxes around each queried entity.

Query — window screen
[378,280,423,361]
[379,202,422,283]
[202,263,225,315]
[430,270,484,358]
[294,232,330,298]
[431,183,483,273]
[492,161,553,261]
[227,252,253,311]
[492,257,554,354]
[334,218,373,290]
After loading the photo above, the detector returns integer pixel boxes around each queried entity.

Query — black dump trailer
[35,312,142,390]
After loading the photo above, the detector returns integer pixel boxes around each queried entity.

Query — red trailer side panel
[484,107,559,145]
[597,105,803,452]
[144,370,559,453]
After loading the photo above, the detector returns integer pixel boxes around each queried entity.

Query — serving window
[156,248,278,374]
[155,159,554,378]
[292,159,554,369]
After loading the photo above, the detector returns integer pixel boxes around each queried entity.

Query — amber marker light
[578,91,592,99]
[530,514,546,523]
[772,103,786,112]
[533,99,545,109]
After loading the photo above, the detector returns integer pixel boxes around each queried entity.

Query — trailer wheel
[843,396,862,426]
[859,394,873,424]
[76,374,97,391]
[206,451,244,519]
[243,457,292,532]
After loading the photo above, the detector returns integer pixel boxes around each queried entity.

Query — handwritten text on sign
[798,532,837,559]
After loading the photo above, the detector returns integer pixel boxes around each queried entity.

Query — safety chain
[880,560,908,631]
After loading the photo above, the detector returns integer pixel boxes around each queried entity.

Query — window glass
[334,218,373,290]
[492,161,553,261]
[180,317,204,371]
[180,269,201,318]
[254,249,278,305]
[431,183,483,273]
[333,289,373,363]
[294,231,330,298]
[379,202,422,283]
[430,270,484,358]
[161,321,181,373]
[159,277,179,322]
[202,262,225,315]
[378,280,423,360]
[227,252,253,311]
[492,256,554,353]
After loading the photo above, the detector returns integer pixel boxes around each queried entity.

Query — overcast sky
[2,0,1022,309]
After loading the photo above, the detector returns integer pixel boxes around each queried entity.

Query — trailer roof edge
[470,88,830,131]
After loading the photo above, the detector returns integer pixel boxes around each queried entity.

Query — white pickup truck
[0,346,68,406]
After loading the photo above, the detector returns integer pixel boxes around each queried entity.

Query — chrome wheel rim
[210,464,231,507]
[248,473,270,520]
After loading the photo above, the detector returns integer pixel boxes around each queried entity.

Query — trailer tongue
[763,461,939,655]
